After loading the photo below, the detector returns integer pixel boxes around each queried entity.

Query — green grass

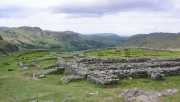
[14,50,58,70]
[83,48,180,58]
[0,50,180,102]
[16,50,50,62]
[37,58,57,68]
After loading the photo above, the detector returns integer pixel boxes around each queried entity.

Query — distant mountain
[121,32,180,49]
[0,35,18,55]
[1,26,180,52]
[83,33,127,47]
[0,26,126,51]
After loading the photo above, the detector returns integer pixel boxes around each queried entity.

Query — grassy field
[83,48,180,57]
[0,49,180,102]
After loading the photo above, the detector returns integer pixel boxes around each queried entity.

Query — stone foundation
[58,57,180,85]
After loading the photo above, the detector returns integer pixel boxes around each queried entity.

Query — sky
[0,0,180,36]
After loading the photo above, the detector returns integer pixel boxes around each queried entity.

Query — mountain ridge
[121,32,180,49]
[0,26,125,51]
[1,26,180,51]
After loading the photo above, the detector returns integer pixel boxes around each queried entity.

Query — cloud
[0,0,180,35]
[0,0,56,18]
[53,0,172,17]
[0,6,22,18]
[0,5,35,18]
[0,5,49,19]
[0,0,174,18]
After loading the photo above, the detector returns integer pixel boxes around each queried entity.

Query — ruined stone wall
[33,57,180,85]
[61,57,180,85]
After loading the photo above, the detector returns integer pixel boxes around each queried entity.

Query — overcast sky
[0,0,180,36]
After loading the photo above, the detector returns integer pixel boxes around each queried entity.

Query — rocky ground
[1,50,179,102]
[32,56,180,86]
[25,56,180,102]
[120,88,179,102]
[61,57,180,85]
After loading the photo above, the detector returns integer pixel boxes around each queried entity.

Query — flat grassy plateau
[0,48,180,102]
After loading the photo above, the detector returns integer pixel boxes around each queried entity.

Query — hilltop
[2,27,180,51]
[1,27,180,52]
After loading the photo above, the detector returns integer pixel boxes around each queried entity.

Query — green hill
[121,32,180,49]
[83,48,180,57]
[0,35,18,55]
[0,27,125,51]
[2,27,180,51]
[83,33,127,47]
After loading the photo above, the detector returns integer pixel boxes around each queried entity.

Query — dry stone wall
[33,57,180,85]
[59,57,180,85]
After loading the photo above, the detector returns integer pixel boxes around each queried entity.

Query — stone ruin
[33,57,180,85]
[60,57,180,85]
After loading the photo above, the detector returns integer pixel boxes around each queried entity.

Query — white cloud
[0,0,180,36]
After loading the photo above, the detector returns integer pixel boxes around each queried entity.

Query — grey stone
[87,70,119,85]
[18,62,29,70]
[57,57,180,85]
[149,71,165,80]
[120,88,179,102]
[61,75,84,83]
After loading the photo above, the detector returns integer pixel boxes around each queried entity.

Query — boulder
[149,71,165,80]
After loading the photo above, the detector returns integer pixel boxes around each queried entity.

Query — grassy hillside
[0,27,125,51]
[83,33,127,47]
[0,35,18,55]
[83,48,180,58]
[121,32,180,49]
[0,50,179,102]
[2,27,180,51]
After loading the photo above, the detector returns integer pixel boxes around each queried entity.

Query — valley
[0,27,180,102]
[0,27,125,51]
[1,0,180,102]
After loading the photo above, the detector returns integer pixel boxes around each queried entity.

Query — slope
[0,27,126,51]
[0,35,18,55]
[121,32,180,49]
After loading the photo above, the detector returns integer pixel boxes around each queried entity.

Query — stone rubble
[120,88,179,102]
[59,57,180,85]
[33,64,64,79]
[61,75,84,83]
[31,57,180,85]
